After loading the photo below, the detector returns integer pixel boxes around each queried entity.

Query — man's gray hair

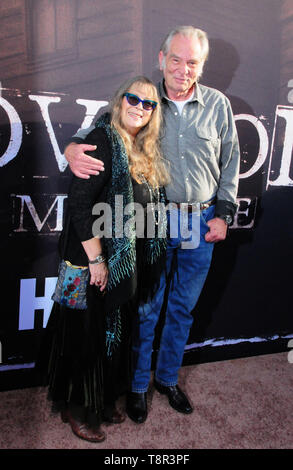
[160,26,209,63]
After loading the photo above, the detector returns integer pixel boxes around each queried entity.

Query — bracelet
[88,254,106,265]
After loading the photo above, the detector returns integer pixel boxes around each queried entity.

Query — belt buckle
[200,202,209,211]
[200,198,215,211]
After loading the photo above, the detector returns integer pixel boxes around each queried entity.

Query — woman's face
[120,83,156,137]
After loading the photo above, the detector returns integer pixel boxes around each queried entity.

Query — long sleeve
[218,99,240,202]
[68,127,112,242]
[215,97,240,217]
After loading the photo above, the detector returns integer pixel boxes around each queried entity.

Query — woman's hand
[89,262,108,292]
[81,239,107,291]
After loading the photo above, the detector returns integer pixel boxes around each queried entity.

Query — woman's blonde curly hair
[110,76,169,188]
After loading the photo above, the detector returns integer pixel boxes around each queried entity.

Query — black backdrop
[0,0,292,390]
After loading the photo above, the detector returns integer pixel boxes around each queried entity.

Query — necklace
[139,174,160,226]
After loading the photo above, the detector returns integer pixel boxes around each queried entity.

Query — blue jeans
[132,205,215,392]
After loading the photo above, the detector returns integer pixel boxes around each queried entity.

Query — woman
[37,76,168,443]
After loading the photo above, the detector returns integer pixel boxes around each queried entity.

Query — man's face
[159,34,205,99]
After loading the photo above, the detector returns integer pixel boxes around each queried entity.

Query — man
[65,26,240,423]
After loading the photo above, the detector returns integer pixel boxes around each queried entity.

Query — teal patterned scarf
[95,113,167,356]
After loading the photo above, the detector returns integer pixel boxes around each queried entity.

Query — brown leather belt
[167,197,216,212]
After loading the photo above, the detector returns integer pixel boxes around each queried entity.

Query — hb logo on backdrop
[18,278,57,331]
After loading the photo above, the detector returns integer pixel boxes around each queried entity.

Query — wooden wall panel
[0,1,26,75]
[279,0,293,104]
[0,0,143,102]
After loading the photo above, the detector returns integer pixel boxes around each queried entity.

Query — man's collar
[158,80,169,100]
[193,83,205,107]
[158,80,205,107]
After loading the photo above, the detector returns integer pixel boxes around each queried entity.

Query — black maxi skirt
[36,284,132,426]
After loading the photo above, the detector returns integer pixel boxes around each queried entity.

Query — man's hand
[65,142,104,179]
[205,217,228,243]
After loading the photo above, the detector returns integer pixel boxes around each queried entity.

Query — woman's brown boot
[61,408,106,443]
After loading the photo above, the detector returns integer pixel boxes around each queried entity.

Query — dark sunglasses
[123,93,157,111]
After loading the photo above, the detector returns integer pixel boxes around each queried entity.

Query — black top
[61,127,152,266]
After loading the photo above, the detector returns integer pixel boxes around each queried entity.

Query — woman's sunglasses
[123,93,158,111]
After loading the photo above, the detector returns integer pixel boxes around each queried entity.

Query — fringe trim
[107,241,136,290]
[145,238,167,265]
[105,308,122,357]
